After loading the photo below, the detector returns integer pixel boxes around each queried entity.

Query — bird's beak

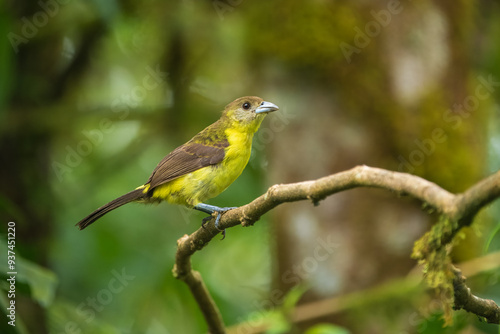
[255,101,279,114]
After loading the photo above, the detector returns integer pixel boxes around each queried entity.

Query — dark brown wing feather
[146,141,227,191]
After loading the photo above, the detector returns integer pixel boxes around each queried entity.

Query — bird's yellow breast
[150,126,255,207]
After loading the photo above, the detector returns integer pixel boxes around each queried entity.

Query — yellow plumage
[150,114,264,206]
[76,96,278,230]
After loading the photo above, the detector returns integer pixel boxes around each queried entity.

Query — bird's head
[222,96,279,132]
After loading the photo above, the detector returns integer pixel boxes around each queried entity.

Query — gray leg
[193,203,238,229]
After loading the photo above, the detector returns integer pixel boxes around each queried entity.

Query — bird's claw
[213,206,237,226]
[201,216,212,230]
[194,204,237,240]
[201,215,224,239]
[214,207,237,240]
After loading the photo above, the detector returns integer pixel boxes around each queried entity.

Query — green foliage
[304,323,351,334]
[232,284,308,334]
[417,312,470,334]
[485,222,500,253]
[0,237,58,307]
[0,13,13,125]
[0,237,57,334]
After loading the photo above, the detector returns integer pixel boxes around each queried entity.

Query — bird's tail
[76,188,145,230]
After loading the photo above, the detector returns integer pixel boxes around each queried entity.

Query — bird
[76,96,279,232]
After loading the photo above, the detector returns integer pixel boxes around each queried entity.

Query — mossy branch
[174,165,500,333]
[453,266,500,324]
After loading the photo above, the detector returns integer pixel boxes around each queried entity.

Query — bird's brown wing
[145,141,228,191]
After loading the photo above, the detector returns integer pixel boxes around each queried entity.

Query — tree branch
[173,233,226,333]
[453,266,500,324]
[174,165,500,332]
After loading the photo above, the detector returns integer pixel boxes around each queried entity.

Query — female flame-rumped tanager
[76,96,279,230]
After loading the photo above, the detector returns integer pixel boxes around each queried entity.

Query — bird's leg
[193,203,238,230]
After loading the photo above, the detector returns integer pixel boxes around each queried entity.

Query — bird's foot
[201,216,212,230]
[212,207,237,230]
[194,204,238,239]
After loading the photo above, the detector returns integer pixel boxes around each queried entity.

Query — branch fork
[174,165,500,332]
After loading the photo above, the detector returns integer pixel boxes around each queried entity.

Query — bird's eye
[242,102,251,110]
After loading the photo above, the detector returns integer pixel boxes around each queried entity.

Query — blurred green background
[1,0,500,333]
